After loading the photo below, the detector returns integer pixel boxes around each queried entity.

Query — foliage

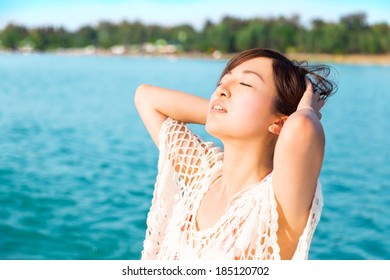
[1,13,389,54]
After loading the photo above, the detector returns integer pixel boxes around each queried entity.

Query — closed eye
[239,82,252,87]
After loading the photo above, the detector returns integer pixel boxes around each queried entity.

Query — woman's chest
[195,179,233,231]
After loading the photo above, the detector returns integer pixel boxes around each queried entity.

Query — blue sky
[1,0,389,30]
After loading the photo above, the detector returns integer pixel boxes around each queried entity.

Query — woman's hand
[296,77,324,120]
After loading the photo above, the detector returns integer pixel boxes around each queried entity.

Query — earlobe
[268,123,282,135]
[268,117,288,135]
[268,124,275,134]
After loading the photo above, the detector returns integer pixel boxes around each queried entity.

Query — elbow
[134,84,150,108]
[284,114,325,148]
[301,115,325,145]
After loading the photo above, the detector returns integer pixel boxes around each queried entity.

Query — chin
[205,120,216,135]
[205,119,222,138]
[205,120,233,141]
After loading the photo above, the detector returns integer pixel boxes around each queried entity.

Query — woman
[134,48,336,260]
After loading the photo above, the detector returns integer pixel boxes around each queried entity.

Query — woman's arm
[134,84,209,147]
[273,79,325,237]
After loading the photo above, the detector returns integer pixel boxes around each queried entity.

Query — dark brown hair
[219,48,337,116]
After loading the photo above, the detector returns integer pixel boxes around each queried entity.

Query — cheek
[234,96,269,119]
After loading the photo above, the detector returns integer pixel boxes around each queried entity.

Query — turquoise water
[0,54,389,260]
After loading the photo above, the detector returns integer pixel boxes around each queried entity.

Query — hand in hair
[296,77,324,120]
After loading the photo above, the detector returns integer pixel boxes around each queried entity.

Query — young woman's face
[206,57,279,141]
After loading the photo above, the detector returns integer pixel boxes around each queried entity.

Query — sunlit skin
[135,57,325,259]
[206,57,280,141]
[200,57,280,237]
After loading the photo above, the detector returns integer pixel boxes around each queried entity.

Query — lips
[210,100,227,113]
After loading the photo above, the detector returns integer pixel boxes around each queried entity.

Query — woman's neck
[220,139,274,196]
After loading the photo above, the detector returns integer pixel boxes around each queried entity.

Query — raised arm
[134,84,209,147]
[272,79,325,249]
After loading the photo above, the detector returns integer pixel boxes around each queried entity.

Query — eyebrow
[224,70,265,83]
[242,70,264,82]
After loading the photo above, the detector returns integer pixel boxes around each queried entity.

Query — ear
[268,116,288,135]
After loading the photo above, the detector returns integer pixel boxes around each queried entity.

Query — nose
[217,83,231,98]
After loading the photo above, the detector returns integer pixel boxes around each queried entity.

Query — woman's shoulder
[158,117,223,178]
[161,117,221,153]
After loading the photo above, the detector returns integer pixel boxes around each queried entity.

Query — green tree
[28,27,71,51]
[235,20,267,51]
[96,21,116,48]
[73,25,98,47]
[370,23,390,53]
[304,19,347,54]
[267,16,301,52]
[204,23,232,52]
[340,13,369,53]
[116,21,143,45]
[168,24,198,51]
[0,23,28,50]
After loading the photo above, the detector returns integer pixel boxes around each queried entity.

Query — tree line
[1,13,389,54]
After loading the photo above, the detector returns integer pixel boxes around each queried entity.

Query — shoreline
[2,49,390,65]
[286,53,390,65]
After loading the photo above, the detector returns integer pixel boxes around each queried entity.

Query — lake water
[0,53,389,260]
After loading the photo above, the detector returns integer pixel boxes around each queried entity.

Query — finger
[318,96,325,108]
[304,77,313,95]
[314,90,323,100]
[304,77,312,89]
[304,76,311,87]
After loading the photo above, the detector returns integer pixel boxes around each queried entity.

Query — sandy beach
[223,52,390,65]
[286,53,390,65]
[2,48,390,65]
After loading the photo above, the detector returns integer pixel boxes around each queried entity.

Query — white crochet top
[141,118,323,260]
